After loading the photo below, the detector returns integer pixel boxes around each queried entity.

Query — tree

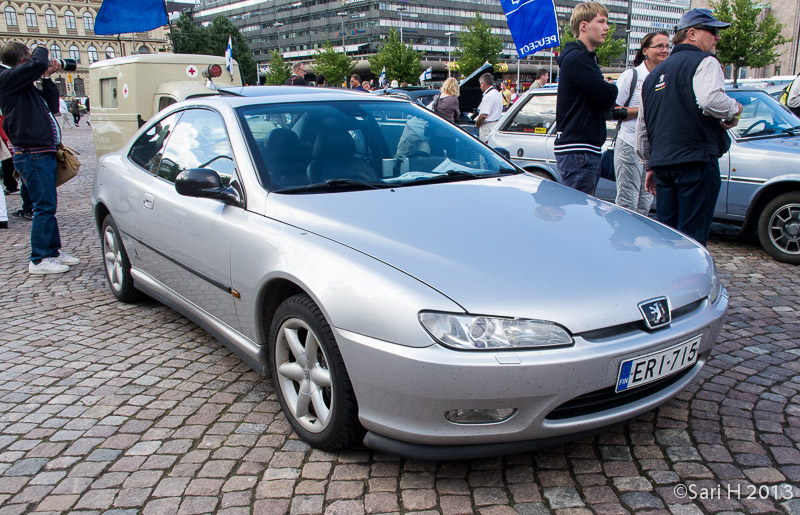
[369,29,422,85]
[710,0,789,85]
[314,41,354,87]
[169,14,258,85]
[557,23,626,68]
[453,14,503,76]
[263,50,291,85]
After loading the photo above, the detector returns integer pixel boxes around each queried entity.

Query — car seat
[306,130,375,184]
[261,128,308,188]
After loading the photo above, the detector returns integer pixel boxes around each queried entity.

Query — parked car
[92,87,727,460]
[488,88,800,264]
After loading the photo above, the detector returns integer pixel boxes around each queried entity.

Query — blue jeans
[652,160,721,246]
[13,151,61,263]
[556,152,602,196]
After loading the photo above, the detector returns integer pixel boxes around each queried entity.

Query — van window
[100,78,118,108]
[158,97,177,111]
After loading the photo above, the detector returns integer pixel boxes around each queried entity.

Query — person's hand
[43,59,61,78]
[645,170,656,196]
[720,117,739,130]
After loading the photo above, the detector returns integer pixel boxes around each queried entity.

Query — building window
[69,45,80,63]
[83,12,93,31]
[74,78,85,97]
[50,44,62,60]
[88,45,98,63]
[25,7,37,28]
[45,9,57,28]
[65,10,76,30]
[138,45,150,54]
[5,7,18,27]
[105,47,115,59]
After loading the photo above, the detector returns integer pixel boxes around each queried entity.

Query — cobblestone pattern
[1,126,799,515]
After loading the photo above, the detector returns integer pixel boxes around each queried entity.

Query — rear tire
[101,215,141,303]
[268,294,362,450]
[757,192,800,265]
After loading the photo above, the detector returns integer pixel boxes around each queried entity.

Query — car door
[495,93,559,177]
[137,108,244,330]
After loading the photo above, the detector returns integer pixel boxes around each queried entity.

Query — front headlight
[419,311,573,351]
[706,253,722,303]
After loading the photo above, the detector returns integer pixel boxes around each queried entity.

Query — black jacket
[554,40,617,155]
[642,44,731,167]
[0,46,60,148]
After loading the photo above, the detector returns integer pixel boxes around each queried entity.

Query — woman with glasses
[612,31,670,216]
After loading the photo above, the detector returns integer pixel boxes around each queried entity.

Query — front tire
[268,295,361,450]
[101,215,141,302]
[757,193,800,265]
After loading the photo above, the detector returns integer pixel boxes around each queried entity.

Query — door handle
[143,193,154,210]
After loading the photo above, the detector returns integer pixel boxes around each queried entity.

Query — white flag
[379,67,387,87]
[419,66,432,84]
[225,36,233,78]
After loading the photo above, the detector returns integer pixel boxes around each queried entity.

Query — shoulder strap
[624,68,638,107]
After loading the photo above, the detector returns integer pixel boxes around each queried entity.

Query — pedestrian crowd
[555,1,754,247]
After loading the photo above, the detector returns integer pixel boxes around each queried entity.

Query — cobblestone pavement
[1,125,799,515]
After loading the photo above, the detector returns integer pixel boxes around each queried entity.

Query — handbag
[55,143,81,187]
[0,139,10,162]
[600,69,638,182]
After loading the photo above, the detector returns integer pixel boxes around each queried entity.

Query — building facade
[0,0,172,98]
[623,0,688,66]
[691,0,800,78]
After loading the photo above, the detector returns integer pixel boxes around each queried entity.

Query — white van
[89,53,241,157]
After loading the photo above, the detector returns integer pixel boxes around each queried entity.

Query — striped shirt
[636,55,739,169]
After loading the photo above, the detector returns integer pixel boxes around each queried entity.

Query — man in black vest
[636,8,742,246]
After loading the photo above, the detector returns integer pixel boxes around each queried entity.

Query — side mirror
[175,168,243,207]
[494,147,511,160]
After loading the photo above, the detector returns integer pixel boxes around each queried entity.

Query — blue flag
[501,0,560,59]
[95,0,168,35]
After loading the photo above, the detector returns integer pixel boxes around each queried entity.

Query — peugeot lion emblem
[638,297,671,330]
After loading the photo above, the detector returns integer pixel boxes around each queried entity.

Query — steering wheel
[403,150,432,159]
[739,120,766,136]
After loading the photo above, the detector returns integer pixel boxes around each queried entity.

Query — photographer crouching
[0,42,80,275]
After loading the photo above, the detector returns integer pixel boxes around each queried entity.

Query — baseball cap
[675,8,730,31]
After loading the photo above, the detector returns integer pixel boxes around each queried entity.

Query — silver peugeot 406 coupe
[91,87,728,460]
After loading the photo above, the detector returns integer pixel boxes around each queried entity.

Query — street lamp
[398,6,406,44]
[273,22,284,53]
[337,11,347,53]
[445,31,454,78]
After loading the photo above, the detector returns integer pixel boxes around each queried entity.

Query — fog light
[445,408,516,424]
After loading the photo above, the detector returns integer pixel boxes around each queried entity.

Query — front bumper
[335,289,728,458]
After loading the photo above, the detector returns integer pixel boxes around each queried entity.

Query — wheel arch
[256,277,309,359]
[741,180,800,236]
[523,166,558,182]
[94,202,111,234]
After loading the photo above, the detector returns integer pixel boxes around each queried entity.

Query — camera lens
[59,58,77,72]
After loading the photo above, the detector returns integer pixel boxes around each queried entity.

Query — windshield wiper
[274,178,384,194]
[739,128,779,138]
[781,125,800,135]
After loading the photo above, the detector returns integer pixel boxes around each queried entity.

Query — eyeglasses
[695,26,720,36]
[648,44,672,50]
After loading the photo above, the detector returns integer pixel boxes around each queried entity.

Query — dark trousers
[652,160,721,246]
[2,157,16,191]
[556,152,602,195]
[72,113,80,126]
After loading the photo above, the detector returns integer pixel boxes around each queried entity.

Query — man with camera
[554,2,620,195]
[0,42,80,274]
[636,8,743,246]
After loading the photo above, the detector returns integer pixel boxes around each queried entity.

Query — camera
[604,107,628,121]
[58,58,77,72]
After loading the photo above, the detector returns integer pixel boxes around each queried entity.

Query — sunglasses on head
[695,25,720,36]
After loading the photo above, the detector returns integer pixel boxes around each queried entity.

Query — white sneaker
[29,257,70,275]
[56,251,80,266]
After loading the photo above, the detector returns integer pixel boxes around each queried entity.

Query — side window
[156,109,236,185]
[129,112,182,173]
[100,78,117,108]
[158,96,177,111]
[503,95,557,134]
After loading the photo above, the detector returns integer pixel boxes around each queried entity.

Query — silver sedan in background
[488,88,800,264]
[92,88,728,460]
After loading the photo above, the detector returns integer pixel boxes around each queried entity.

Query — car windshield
[727,90,800,139]
[236,100,517,193]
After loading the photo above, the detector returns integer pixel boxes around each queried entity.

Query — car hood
[736,133,800,153]
[266,175,712,333]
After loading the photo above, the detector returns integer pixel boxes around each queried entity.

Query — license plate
[615,335,701,393]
